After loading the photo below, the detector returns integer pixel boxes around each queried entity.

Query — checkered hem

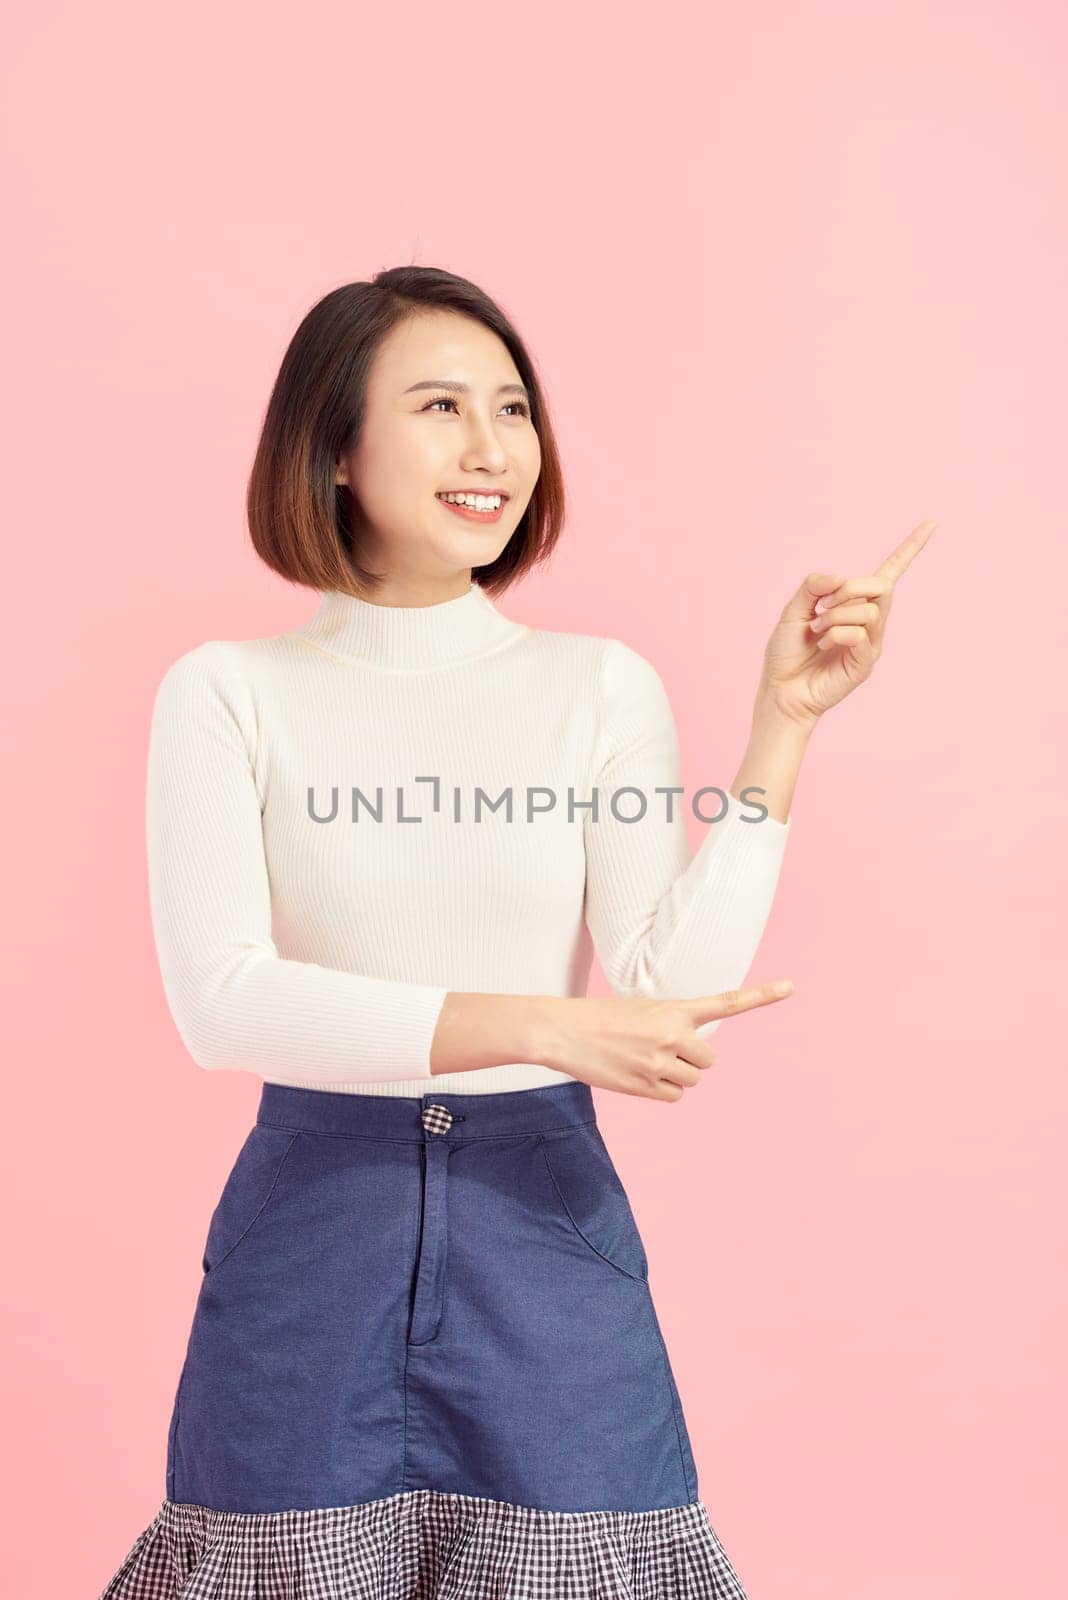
[98,1487,749,1597]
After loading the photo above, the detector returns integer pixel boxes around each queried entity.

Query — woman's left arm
[582,520,936,1010]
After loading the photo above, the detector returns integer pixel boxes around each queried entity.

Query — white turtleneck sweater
[145,582,792,1095]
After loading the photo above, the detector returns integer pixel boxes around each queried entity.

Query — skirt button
[421,1103,454,1135]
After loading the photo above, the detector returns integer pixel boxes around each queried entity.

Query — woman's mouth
[435,492,507,523]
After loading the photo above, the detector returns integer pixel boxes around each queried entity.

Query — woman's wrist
[749,687,820,740]
[430,992,566,1075]
[730,692,817,825]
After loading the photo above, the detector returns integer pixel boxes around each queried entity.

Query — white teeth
[438,493,501,510]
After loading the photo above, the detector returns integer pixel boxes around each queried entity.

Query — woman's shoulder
[153,629,296,691]
[529,625,664,696]
[148,636,296,745]
[518,620,656,678]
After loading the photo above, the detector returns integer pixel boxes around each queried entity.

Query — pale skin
[336,307,935,1102]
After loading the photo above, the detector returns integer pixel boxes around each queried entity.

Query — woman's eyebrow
[403,379,530,399]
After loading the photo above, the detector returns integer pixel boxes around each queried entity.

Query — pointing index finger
[876,519,937,583]
[687,981,795,1028]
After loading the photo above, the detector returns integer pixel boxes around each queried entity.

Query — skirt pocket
[201,1124,300,1280]
[539,1124,649,1281]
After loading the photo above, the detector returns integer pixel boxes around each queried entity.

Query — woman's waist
[255,1074,596,1139]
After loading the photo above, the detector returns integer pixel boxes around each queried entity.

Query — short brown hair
[246,267,566,598]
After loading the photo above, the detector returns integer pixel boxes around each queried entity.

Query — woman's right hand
[532,982,795,1101]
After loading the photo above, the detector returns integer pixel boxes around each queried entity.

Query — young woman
[99,266,931,1599]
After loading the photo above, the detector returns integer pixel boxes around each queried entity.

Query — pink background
[3,2,1065,1595]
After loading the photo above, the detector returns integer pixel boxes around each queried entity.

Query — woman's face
[336,309,542,584]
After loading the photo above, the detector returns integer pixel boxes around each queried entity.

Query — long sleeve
[145,644,449,1083]
[582,638,792,1030]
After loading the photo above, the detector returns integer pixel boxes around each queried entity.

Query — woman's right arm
[147,642,470,1085]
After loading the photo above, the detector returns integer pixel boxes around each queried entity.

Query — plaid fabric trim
[98,1487,749,1598]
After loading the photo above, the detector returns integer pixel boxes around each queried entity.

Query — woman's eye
[422,397,530,419]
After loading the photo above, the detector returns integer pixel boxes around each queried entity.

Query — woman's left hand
[756,519,936,726]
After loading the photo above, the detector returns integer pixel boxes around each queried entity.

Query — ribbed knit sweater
[146,581,792,1095]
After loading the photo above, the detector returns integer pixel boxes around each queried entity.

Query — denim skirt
[98,1079,749,1599]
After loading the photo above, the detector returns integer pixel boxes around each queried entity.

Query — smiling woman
[244,269,566,600]
[97,266,779,1600]
[329,310,547,585]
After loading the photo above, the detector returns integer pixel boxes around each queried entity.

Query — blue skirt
[99,1080,750,1598]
